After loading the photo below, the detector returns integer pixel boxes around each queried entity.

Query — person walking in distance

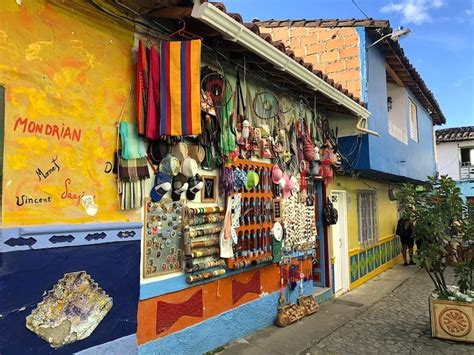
[396,217,415,266]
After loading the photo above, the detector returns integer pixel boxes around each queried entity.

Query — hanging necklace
[205,179,213,196]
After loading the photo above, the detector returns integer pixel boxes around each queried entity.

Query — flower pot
[430,296,473,343]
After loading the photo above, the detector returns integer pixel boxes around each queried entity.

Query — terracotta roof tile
[436,126,474,143]
[207,4,364,107]
[254,18,390,28]
[255,17,444,124]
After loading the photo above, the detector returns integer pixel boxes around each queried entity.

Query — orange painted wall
[137,264,281,345]
[137,257,314,345]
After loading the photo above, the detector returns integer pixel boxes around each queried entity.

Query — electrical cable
[351,0,371,19]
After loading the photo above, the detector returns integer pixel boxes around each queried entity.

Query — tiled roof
[436,126,474,143]
[254,18,445,125]
[254,18,390,28]
[204,3,365,107]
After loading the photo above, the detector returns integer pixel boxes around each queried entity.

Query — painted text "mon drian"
[13,117,82,142]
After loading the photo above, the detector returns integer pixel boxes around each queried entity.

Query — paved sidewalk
[219,264,473,354]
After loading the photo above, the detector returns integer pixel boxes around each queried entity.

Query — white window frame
[459,146,474,180]
[409,98,418,142]
[357,190,379,247]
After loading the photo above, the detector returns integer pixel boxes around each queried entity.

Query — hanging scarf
[219,86,236,157]
[136,39,148,136]
[159,40,202,136]
[145,45,161,140]
[120,122,146,160]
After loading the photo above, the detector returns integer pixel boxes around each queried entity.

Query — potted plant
[397,176,473,343]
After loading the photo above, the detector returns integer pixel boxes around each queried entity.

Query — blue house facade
[338,25,444,183]
[258,19,446,294]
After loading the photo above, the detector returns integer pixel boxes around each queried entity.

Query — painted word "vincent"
[16,195,52,206]
[14,117,82,142]
[36,156,61,181]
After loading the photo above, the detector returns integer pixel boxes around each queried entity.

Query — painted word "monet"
[16,194,52,206]
[14,117,82,142]
[36,156,61,181]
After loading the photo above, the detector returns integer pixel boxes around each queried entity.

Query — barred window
[409,98,418,142]
[358,191,378,246]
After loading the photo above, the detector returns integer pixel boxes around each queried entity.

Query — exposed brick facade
[259,26,362,100]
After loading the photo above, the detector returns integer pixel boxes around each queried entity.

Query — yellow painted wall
[0,0,140,226]
[328,176,399,253]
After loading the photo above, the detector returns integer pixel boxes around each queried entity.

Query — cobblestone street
[306,269,473,354]
[222,266,473,355]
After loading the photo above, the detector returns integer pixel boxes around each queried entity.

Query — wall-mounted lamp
[387,96,393,112]
[367,27,412,49]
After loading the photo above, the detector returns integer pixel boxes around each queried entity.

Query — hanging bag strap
[236,71,246,124]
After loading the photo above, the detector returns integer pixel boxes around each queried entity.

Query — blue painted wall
[338,29,437,183]
[458,180,474,200]
[0,241,140,355]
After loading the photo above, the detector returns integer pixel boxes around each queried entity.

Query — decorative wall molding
[1,222,142,253]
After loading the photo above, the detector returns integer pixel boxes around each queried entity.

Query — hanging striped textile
[145,45,160,140]
[160,40,202,136]
[136,39,148,136]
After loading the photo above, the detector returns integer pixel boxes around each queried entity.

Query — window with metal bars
[357,191,378,247]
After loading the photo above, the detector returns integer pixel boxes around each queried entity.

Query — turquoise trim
[1,222,142,252]
[76,334,138,355]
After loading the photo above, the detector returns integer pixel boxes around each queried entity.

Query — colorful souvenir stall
[121,37,341,339]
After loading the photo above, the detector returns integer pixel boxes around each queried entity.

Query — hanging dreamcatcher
[278,94,294,115]
[200,66,233,109]
[252,91,280,120]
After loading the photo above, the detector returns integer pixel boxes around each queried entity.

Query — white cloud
[466,0,474,16]
[454,75,473,88]
[380,0,444,25]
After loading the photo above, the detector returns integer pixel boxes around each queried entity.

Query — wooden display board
[143,199,183,277]
[227,159,274,269]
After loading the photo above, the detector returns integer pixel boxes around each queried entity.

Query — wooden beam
[147,6,192,19]
[385,63,405,87]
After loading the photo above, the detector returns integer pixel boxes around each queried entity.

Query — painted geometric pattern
[359,251,367,277]
[350,255,359,283]
[350,237,403,287]
[374,245,380,268]
[381,243,387,264]
[367,248,374,273]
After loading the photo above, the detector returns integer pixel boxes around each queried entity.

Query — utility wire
[351,0,370,19]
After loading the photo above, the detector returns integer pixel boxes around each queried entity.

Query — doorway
[331,191,349,295]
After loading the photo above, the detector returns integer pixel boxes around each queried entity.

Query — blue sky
[224,0,474,128]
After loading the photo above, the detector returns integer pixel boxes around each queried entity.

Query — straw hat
[182,157,199,178]
[171,142,188,162]
[188,144,205,163]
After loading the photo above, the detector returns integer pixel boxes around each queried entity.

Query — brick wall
[260,26,362,100]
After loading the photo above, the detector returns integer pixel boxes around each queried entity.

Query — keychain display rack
[184,206,226,283]
[227,159,275,270]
